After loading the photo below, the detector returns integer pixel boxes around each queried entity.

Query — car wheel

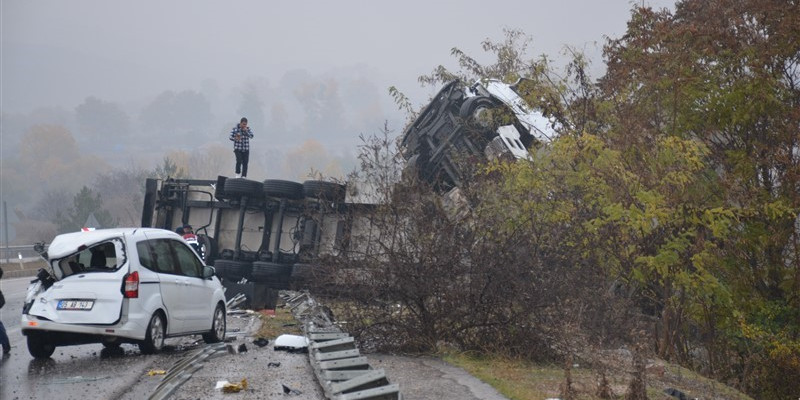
[203,304,226,344]
[139,312,165,354]
[263,179,304,200]
[27,333,56,359]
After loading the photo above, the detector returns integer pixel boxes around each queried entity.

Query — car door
[139,238,188,333]
[170,240,216,332]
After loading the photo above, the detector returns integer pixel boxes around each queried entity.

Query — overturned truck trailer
[401,78,556,191]
[140,177,355,308]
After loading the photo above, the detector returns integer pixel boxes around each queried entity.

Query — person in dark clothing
[0,267,10,354]
[229,117,254,178]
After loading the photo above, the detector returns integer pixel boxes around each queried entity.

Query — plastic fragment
[147,369,167,376]
[220,378,248,393]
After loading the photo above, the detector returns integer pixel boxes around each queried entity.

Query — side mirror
[203,265,216,279]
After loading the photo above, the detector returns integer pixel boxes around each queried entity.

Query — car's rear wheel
[27,333,56,359]
[203,304,226,344]
[139,312,165,354]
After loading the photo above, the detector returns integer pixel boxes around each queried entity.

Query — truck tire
[459,96,497,117]
[224,178,264,199]
[303,180,346,202]
[263,179,304,200]
[197,234,218,263]
[212,259,252,282]
[251,261,291,288]
[291,262,312,277]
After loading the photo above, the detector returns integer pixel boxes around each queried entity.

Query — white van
[21,228,227,358]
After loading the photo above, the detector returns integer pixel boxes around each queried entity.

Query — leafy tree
[56,186,115,232]
[92,166,151,227]
[598,1,800,397]
[151,156,187,180]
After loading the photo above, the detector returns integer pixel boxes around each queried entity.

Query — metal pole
[272,199,286,259]
[3,200,9,263]
[234,197,248,260]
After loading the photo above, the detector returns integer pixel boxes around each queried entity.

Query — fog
[0,0,674,241]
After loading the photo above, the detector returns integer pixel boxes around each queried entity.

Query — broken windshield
[53,238,126,279]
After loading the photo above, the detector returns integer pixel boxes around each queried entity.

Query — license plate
[57,300,95,310]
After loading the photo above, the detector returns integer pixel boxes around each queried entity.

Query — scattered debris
[282,384,302,395]
[216,379,248,393]
[237,343,248,353]
[147,369,167,376]
[267,362,281,368]
[253,338,269,347]
[226,293,247,310]
[274,334,309,352]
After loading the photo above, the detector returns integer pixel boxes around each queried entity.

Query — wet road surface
[2,277,508,400]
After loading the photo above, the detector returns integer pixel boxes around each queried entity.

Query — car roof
[47,228,179,259]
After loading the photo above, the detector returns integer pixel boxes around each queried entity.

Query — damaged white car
[21,228,227,358]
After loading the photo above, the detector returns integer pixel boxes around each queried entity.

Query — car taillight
[123,271,139,298]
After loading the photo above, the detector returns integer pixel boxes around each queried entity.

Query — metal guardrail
[284,291,402,400]
[1,244,47,263]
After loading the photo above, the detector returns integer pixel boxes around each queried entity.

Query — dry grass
[253,306,304,339]
[441,351,754,400]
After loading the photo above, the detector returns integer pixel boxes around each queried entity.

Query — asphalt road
[1,277,509,400]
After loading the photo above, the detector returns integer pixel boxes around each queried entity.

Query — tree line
[313,1,799,399]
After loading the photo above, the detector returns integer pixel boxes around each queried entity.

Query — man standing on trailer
[229,117,254,178]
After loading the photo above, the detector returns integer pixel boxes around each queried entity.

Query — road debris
[274,334,309,352]
[253,337,269,347]
[216,378,249,393]
[147,369,167,376]
[226,293,247,310]
[267,362,281,368]
[282,384,302,395]
[237,343,248,353]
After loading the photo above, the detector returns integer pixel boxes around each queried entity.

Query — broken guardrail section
[283,291,402,400]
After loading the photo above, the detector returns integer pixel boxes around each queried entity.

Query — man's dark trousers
[235,150,250,177]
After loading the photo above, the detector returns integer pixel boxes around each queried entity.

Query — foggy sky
[2,0,675,115]
[1,0,677,240]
